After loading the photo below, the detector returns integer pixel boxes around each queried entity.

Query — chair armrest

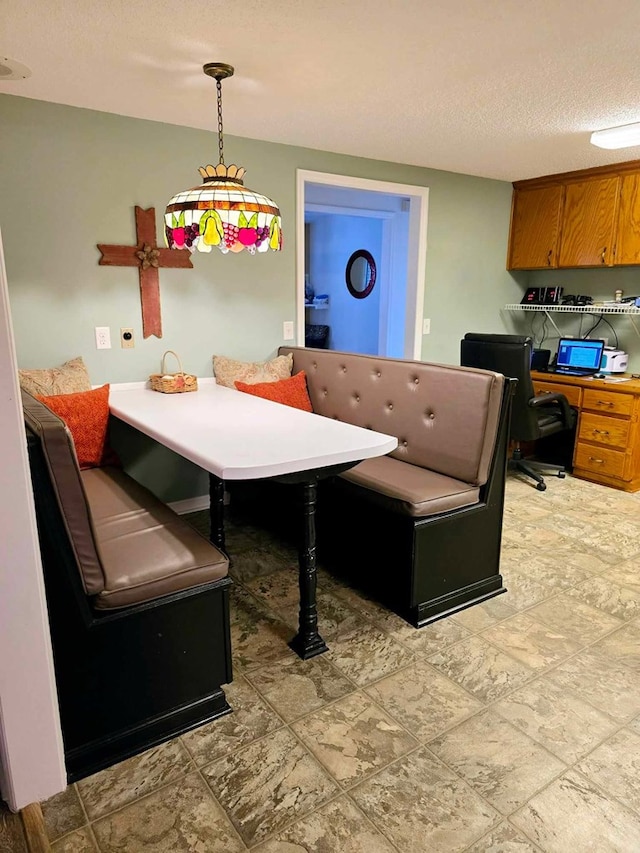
[529,392,574,426]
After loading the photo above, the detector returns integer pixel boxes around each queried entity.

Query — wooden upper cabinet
[616,172,640,265]
[507,185,564,270]
[558,176,619,267]
[507,160,640,270]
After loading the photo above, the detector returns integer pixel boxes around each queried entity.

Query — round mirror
[346,249,376,299]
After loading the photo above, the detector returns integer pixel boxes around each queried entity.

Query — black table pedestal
[208,462,357,661]
[287,480,328,660]
[209,474,226,553]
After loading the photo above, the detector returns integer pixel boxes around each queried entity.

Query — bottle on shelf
[304,274,314,303]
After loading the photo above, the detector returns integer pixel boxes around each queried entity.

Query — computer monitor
[554,338,605,375]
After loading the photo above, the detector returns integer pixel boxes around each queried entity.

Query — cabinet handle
[601,247,607,263]
[596,400,614,407]
[547,249,552,266]
[589,456,605,464]
[592,429,609,435]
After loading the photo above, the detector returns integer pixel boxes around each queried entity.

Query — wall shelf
[305,299,329,310]
[504,303,640,337]
[504,303,640,314]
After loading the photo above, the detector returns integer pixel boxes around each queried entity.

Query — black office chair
[460,333,576,491]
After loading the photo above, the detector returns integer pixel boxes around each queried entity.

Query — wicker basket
[149,350,198,394]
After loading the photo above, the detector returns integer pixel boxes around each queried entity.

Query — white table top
[109,381,398,480]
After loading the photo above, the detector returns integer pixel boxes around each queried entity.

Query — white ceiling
[3,0,640,182]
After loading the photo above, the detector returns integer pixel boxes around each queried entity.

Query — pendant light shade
[164,63,282,255]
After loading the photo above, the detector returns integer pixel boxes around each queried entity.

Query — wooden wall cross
[97,206,193,339]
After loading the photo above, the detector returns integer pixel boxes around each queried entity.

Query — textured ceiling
[3,0,640,182]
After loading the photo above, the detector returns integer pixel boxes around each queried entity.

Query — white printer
[600,348,629,374]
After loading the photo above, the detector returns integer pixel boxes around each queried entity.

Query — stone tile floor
[40,472,640,852]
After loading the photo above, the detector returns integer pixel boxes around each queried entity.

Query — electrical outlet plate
[95,326,111,349]
[120,327,135,348]
[283,320,294,340]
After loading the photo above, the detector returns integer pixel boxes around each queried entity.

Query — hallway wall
[306,213,383,353]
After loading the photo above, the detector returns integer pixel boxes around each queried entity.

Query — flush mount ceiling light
[164,63,282,254]
[0,57,32,80]
[590,122,640,150]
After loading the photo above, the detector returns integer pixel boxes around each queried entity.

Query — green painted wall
[0,94,520,500]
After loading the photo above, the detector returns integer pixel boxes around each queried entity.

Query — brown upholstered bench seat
[22,388,233,782]
[340,456,480,518]
[23,389,229,610]
[276,346,516,628]
[82,466,228,609]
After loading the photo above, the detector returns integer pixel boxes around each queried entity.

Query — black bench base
[316,484,507,628]
[413,579,506,628]
[65,688,231,784]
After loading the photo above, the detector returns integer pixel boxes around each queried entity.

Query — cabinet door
[615,172,640,265]
[507,185,564,270]
[558,176,619,267]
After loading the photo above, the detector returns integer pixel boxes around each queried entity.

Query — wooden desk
[531,371,640,492]
[109,380,398,659]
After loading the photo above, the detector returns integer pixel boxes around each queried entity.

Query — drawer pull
[595,400,614,407]
[592,429,609,435]
[589,456,605,464]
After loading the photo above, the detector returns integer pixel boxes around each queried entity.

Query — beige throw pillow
[213,353,293,388]
[19,356,92,397]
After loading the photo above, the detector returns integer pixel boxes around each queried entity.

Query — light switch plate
[283,320,294,340]
[423,318,431,335]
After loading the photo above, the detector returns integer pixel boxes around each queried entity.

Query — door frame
[0,228,67,810]
[296,170,429,358]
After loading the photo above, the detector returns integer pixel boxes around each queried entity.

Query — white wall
[0,231,66,810]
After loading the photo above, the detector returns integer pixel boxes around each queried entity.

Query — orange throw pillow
[36,384,112,470]
[235,371,313,412]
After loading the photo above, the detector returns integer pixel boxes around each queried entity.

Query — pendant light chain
[164,61,282,254]
[216,77,225,166]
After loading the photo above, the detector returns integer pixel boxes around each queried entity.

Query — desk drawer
[533,381,581,407]
[574,443,627,479]
[582,388,633,417]
[578,412,630,449]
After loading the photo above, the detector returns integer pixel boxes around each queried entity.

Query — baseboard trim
[169,494,210,515]
[21,802,50,852]
[169,491,230,515]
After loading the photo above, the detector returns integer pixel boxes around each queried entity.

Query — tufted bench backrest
[22,389,106,595]
[279,347,505,487]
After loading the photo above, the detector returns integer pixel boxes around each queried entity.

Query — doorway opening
[296,170,429,358]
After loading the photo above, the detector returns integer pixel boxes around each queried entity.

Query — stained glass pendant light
[165,63,282,254]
